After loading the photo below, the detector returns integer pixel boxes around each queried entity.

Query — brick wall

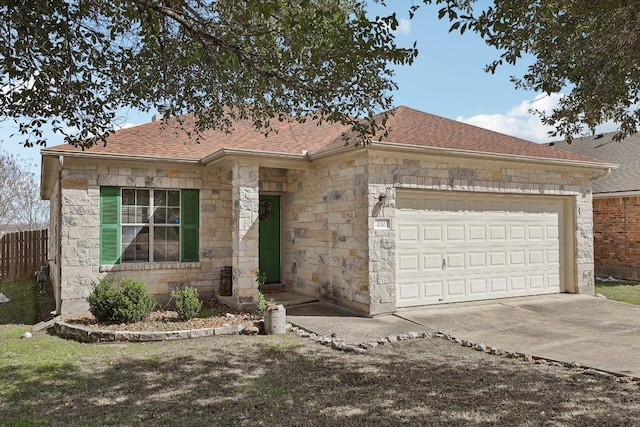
[593,196,640,280]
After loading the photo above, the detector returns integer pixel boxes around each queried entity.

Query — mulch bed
[64,298,261,332]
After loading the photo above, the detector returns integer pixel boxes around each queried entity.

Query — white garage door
[396,191,565,308]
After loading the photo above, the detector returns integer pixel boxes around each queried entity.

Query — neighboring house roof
[550,133,638,195]
[42,106,606,164]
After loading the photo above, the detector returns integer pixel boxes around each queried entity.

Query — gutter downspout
[56,155,63,315]
[591,168,612,182]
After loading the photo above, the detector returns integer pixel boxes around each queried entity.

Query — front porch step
[217,290,318,310]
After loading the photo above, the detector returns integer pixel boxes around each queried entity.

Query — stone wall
[282,153,371,314]
[593,196,640,281]
[271,149,595,316]
[53,148,597,317]
[364,150,596,312]
[56,157,232,315]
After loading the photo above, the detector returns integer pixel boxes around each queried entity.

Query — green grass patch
[0,280,38,325]
[596,279,640,305]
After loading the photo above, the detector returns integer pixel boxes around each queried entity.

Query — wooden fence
[0,229,48,282]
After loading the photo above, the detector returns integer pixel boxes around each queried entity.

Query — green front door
[259,195,281,283]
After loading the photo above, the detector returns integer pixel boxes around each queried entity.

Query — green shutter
[181,189,199,262]
[100,186,121,264]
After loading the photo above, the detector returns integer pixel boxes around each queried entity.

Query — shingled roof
[551,133,638,194]
[42,106,605,165]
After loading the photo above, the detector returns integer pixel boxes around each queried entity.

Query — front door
[259,195,281,283]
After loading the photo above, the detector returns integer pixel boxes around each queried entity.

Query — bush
[112,278,157,323]
[171,286,202,320]
[87,277,119,322]
[87,277,157,323]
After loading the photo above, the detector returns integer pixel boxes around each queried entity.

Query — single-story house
[551,133,638,280]
[41,106,615,317]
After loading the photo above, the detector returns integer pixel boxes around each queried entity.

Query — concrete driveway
[288,294,640,378]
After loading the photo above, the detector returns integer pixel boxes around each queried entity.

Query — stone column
[367,180,397,316]
[231,162,260,308]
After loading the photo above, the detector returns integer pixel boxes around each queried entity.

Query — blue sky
[0,1,616,177]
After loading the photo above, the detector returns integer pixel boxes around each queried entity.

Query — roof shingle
[42,106,605,165]
[551,133,638,194]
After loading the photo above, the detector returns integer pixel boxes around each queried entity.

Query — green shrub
[112,278,157,323]
[87,277,119,322]
[87,277,157,323]
[171,286,202,320]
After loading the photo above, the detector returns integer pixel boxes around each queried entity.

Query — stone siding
[53,148,597,317]
[364,151,596,314]
[56,157,232,315]
[282,153,371,314]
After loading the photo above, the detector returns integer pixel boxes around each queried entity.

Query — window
[100,187,199,264]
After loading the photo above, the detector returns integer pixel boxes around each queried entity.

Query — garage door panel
[469,200,485,212]
[446,280,466,297]
[528,225,544,240]
[424,281,443,299]
[446,253,465,269]
[446,199,465,213]
[397,253,420,272]
[528,250,544,265]
[423,225,442,242]
[490,251,507,267]
[490,277,508,293]
[469,278,488,295]
[489,225,507,241]
[468,225,486,241]
[509,251,526,266]
[396,191,565,308]
[530,275,545,289]
[509,225,525,240]
[397,282,420,306]
[468,252,486,268]
[423,254,442,270]
[446,225,465,242]
[398,225,420,243]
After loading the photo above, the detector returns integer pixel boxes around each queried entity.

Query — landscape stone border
[288,325,640,385]
[50,318,246,343]
[49,318,640,385]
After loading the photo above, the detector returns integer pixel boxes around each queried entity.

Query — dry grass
[1,325,639,426]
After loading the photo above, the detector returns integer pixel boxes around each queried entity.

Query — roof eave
[201,148,314,169]
[39,149,200,164]
[368,141,619,170]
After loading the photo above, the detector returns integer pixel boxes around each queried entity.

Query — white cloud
[456,93,618,142]
[396,19,411,35]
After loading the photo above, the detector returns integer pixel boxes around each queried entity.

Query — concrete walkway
[287,294,640,378]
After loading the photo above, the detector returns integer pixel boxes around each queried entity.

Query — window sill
[99,262,201,273]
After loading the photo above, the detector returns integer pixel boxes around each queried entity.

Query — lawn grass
[1,325,640,426]
[595,279,640,305]
[0,279,39,324]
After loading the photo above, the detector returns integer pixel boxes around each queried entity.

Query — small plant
[257,290,276,313]
[87,277,157,323]
[255,271,267,292]
[171,286,202,320]
[255,271,275,312]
